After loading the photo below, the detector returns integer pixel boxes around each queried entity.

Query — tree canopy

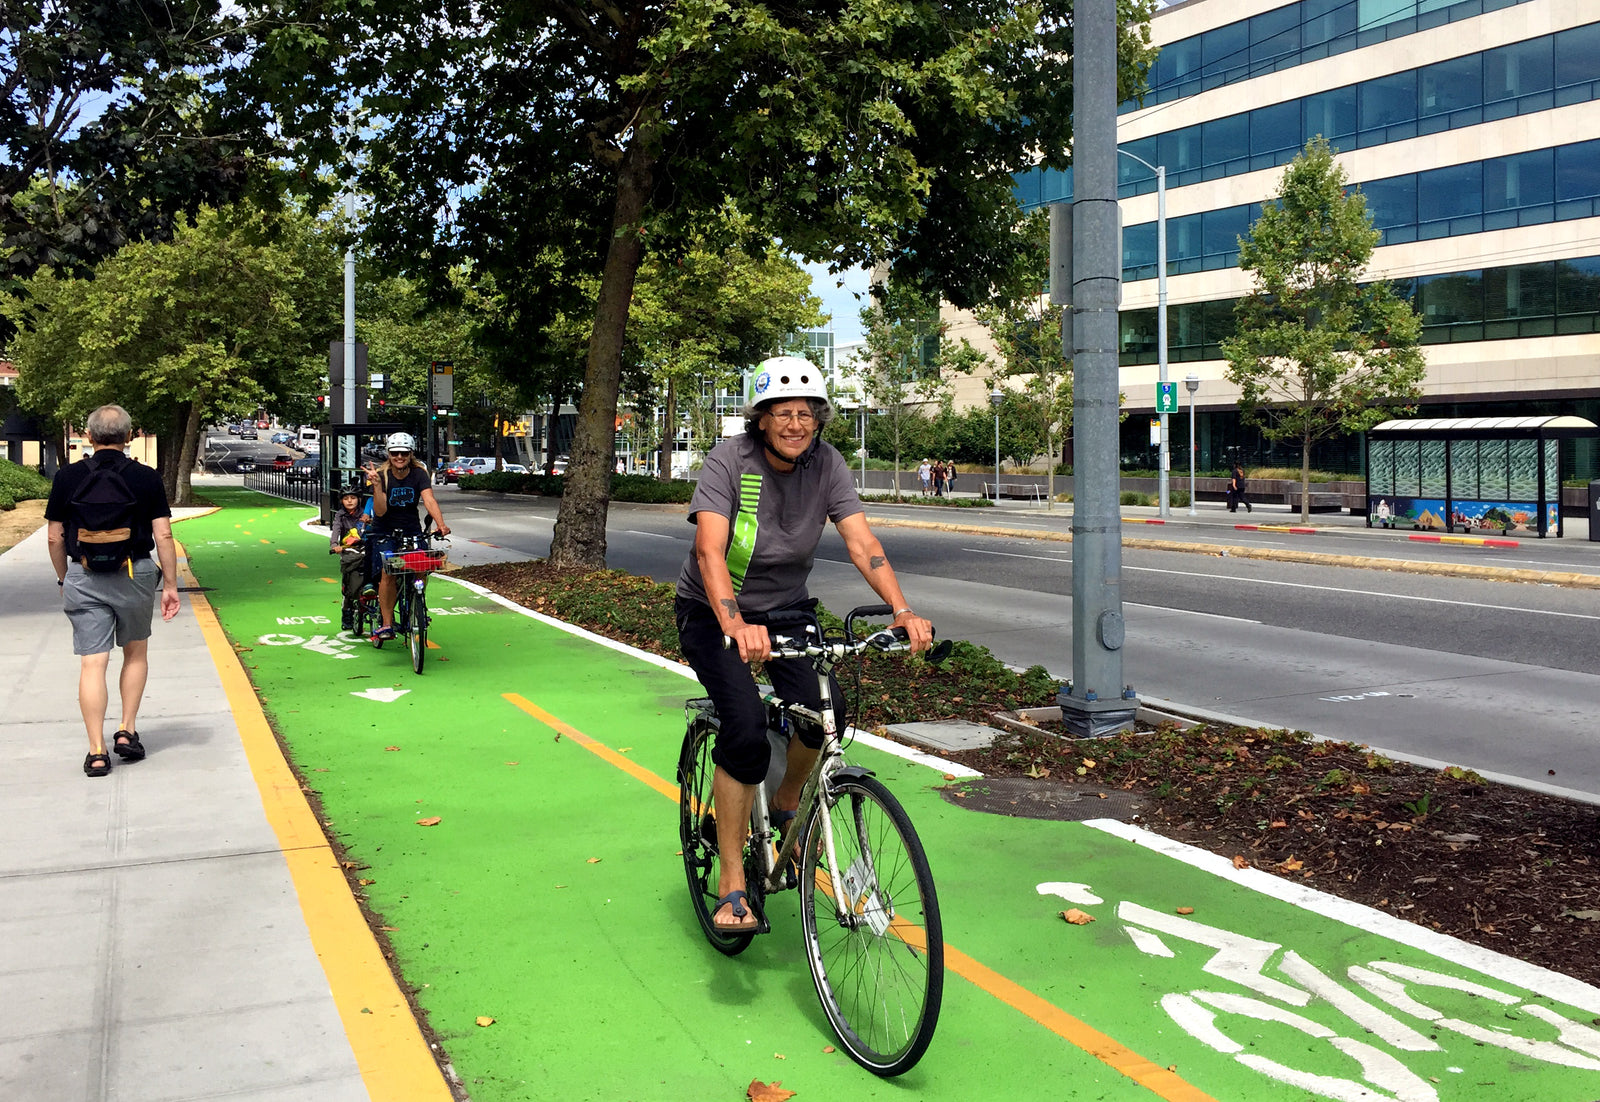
[240,0,1157,566]
[1222,138,1426,522]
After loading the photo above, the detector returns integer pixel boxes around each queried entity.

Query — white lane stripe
[1126,602,1261,625]
[963,548,1069,563]
[621,530,681,540]
[1083,818,1600,1015]
[437,574,976,776]
[1123,564,1600,621]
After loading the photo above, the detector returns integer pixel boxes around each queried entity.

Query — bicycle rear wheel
[408,581,427,674]
[799,773,943,1076]
[676,718,754,956]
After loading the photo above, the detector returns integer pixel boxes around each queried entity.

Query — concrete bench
[982,482,1046,502]
[1281,491,1347,513]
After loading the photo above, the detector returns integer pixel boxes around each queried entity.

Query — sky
[801,260,872,344]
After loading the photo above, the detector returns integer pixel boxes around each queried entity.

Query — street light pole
[1118,150,1168,518]
[1185,374,1199,516]
[989,387,1004,503]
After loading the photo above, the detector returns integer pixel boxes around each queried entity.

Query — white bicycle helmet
[385,432,417,453]
[747,356,828,406]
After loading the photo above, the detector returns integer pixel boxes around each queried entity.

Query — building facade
[1006,0,1599,477]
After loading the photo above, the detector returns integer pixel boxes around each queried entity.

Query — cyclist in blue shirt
[364,432,450,642]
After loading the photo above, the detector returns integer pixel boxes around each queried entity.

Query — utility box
[1589,480,1600,541]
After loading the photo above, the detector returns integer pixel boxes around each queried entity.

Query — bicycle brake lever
[926,638,954,665]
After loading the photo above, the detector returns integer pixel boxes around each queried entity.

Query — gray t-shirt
[676,433,863,613]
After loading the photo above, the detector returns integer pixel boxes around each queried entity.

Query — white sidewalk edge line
[1082,816,1600,1016]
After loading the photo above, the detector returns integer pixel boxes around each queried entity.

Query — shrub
[1120,491,1152,506]
[858,493,993,508]
[0,459,50,511]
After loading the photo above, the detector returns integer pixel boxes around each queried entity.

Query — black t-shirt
[369,466,433,536]
[44,450,171,560]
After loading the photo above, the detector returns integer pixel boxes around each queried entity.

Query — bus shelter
[1365,416,1597,538]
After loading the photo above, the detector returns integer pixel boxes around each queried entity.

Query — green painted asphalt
[179,490,1600,1102]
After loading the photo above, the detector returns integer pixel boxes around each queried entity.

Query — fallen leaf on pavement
[416,817,442,827]
[1081,758,1097,769]
[586,857,602,864]
[1176,906,1194,915]
[505,761,520,766]
[475,1016,495,1027]
[943,774,956,781]
[822,1046,835,1054]
[1278,856,1303,872]
[747,1080,796,1102]
[358,878,376,886]
[1060,908,1095,925]
[1025,764,1050,779]
[1232,855,1250,870]
[384,746,400,752]
[1270,820,1287,828]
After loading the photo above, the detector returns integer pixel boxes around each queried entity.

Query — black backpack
[71,454,143,573]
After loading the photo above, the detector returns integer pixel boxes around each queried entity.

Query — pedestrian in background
[1228,462,1252,513]
[918,458,931,496]
[932,460,947,496]
[45,404,180,777]
[944,459,959,495]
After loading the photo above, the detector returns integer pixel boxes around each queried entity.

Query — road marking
[962,547,1070,564]
[353,687,411,703]
[1126,602,1261,625]
[1121,565,1600,621]
[179,542,454,1102]
[499,693,1216,1101]
[621,529,682,540]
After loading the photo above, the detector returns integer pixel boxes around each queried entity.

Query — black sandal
[112,729,145,761]
[83,752,111,777]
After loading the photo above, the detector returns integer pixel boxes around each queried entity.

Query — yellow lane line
[502,693,1217,1102]
[179,538,453,1102]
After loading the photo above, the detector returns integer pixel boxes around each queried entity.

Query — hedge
[0,459,51,512]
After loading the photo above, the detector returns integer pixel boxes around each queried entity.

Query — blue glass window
[1202,115,1249,174]
[1485,36,1553,103]
[1418,162,1482,225]
[1361,72,1417,131]
[1251,100,1301,159]
[1556,258,1600,317]
[1159,128,1202,176]
[1360,175,1417,241]
[1556,140,1600,204]
[1483,148,1553,229]
[1555,23,1600,89]
[1122,221,1159,282]
[1203,207,1248,263]
[1360,0,1414,32]
[1303,86,1357,141]
[1420,54,1481,118]
[1250,5,1300,68]
[1203,21,1249,87]
[1303,0,1357,49]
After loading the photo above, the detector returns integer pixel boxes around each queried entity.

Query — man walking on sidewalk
[45,405,181,777]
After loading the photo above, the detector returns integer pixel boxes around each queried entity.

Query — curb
[864,513,1600,590]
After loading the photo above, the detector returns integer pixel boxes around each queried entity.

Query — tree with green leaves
[239,0,1156,566]
[7,204,339,504]
[860,282,953,500]
[1222,138,1425,523]
[1,1,259,312]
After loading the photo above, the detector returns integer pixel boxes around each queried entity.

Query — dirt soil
[0,499,47,554]
[457,559,1600,989]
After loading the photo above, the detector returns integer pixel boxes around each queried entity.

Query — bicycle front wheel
[408,582,427,674]
[676,718,754,957]
[800,774,943,1076]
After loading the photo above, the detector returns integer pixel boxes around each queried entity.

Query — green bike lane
[177,491,1600,1102]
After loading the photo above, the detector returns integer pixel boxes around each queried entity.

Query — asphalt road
[434,485,1600,800]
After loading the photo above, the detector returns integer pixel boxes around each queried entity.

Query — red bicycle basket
[386,549,447,574]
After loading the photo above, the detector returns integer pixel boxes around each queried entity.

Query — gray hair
[742,396,834,437]
[86,405,133,445]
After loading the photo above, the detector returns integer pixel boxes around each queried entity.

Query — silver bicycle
[677,604,951,1076]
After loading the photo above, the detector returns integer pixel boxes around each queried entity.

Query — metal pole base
[1056,690,1138,738]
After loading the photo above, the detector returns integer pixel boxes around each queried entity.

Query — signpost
[1156,381,1178,414]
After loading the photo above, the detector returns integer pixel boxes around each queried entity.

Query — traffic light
[315,395,327,411]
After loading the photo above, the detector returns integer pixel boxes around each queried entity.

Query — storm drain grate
[939,776,1145,822]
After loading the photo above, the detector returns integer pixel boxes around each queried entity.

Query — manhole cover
[939,776,1145,822]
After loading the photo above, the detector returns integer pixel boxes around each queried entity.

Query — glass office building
[1003,0,1600,476]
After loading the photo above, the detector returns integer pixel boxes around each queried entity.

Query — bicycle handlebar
[722,624,935,661]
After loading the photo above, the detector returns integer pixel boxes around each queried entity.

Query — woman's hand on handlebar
[434,522,451,537]
[726,620,770,664]
[893,610,935,654]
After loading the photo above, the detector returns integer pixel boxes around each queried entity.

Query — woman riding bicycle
[675,356,932,934]
[365,432,451,643]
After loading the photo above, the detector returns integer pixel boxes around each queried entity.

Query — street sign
[1156,381,1178,413]
[1149,417,1160,446]
[430,361,454,407]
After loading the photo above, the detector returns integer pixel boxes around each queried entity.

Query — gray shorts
[63,558,161,655]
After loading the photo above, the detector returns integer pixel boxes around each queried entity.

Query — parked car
[234,455,257,473]
[503,463,529,474]
[443,456,496,483]
[270,431,295,445]
[286,457,321,484]
[271,454,294,471]
[239,425,258,440]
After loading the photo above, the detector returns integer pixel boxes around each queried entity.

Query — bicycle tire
[676,718,755,957]
[409,581,427,674]
[799,773,943,1076]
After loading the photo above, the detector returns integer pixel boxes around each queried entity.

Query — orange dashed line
[295,562,307,569]
[500,693,1217,1101]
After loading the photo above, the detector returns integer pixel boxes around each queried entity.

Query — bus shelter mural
[1366,416,1596,538]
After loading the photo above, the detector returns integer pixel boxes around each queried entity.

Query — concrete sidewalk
[0,517,381,1102]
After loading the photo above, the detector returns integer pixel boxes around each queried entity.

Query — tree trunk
[548,141,655,569]
[891,412,902,501]
[173,402,202,507]
[1301,437,1312,524]
[657,376,675,481]
[1046,424,1056,509]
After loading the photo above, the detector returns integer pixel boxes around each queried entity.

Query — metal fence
[242,470,322,507]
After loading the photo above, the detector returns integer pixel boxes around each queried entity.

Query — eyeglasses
[388,451,412,458]
[766,410,817,426]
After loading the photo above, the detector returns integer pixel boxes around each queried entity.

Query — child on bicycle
[364,432,450,642]
[674,357,932,934]
[329,484,369,633]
